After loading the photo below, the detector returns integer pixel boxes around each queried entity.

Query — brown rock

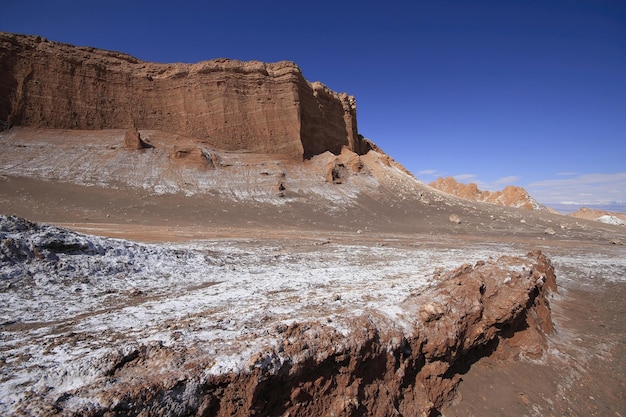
[568,207,626,224]
[324,147,366,184]
[169,146,214,169]
[123,128,151,150]
[49,252,556,417]
[0,32,373,160]
[429,176,551,211]
[449,213,462,224]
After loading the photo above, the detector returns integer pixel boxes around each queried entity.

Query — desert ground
[1,170,625,416]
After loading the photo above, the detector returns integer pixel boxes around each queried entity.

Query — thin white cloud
[528,172,626,206]
[417,169,438,176]
[556,172,579,176]
[493,175,521,185]
[453,173,478,182]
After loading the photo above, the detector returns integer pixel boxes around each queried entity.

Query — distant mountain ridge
[550,202,626,216]
[429,176,552,212]
[568,207,626,226]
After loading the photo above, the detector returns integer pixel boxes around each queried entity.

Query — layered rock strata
[0,32,371,160]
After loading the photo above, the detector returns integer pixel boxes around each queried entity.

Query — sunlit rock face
[429,176,550,211]
[0,32,371,160]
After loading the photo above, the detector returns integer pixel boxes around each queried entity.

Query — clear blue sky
[2,0,625,212]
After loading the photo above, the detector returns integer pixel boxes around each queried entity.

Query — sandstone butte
[429,176,553,212]
[0,32,373,161]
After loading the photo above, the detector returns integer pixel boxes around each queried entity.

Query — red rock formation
[0,32,372,160]
[429,176,550,211]
[568,207,626,223]
[49,251,555,417]
[123,128,151,150]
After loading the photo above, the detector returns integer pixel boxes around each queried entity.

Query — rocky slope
[429,176,551,211]
[0,32,372,160]
[0,127,417,209]
[0,215,557,416]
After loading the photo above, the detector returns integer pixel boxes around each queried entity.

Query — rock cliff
[0,32,371,160]
[429,176,550,211]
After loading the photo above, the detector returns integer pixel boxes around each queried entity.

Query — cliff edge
[0,32,372,160]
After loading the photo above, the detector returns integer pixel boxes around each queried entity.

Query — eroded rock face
[429,176,550,211]
[0,215,559,416]
[4,227,553,417]
[0,32,371,160]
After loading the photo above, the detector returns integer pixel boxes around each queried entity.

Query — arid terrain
[1,32,626,416]
[2,133,625,417]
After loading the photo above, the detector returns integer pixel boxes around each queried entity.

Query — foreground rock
[0,216,556,416]
[0,32,372,160]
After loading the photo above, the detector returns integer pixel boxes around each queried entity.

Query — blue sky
[2,0,625,212]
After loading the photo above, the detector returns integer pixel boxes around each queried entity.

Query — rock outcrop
[568,207,626,226]
[429,176,550,211]
[57,251,555,417]
[0,32,372,160]
[123,128,151,150]
[1,214,557,416]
